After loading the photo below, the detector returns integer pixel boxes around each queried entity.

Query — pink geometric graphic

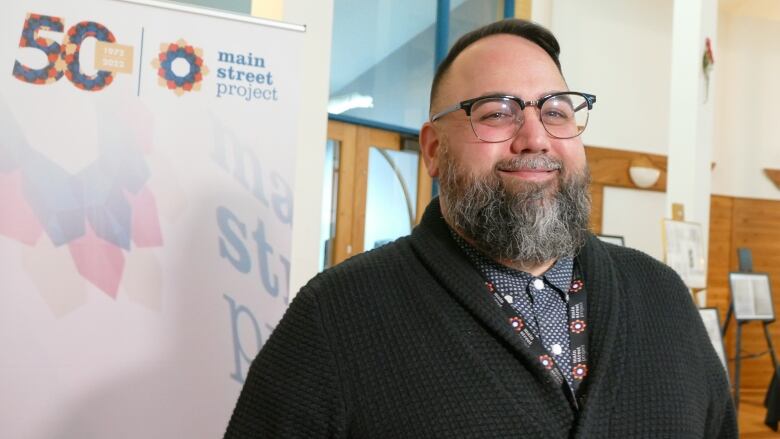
[1,97,166,302]
[0,170,44,245]
[126,186,164,247]
[67,220,126,299]
[0,96,169,306]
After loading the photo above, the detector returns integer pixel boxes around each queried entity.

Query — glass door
[320,120,432,269]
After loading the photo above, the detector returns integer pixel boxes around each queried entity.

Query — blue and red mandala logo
[152,39,208,96]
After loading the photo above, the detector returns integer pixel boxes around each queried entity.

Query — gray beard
[439,152,592,266]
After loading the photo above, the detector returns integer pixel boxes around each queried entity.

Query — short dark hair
[429,19,562,111]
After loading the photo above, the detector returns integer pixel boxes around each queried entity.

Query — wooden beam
[764,168,780,189]
[585,145,667,192]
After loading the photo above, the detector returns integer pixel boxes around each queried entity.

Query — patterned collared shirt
[451,231,577,388]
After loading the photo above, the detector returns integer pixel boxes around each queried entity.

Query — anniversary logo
[11,13,134,89]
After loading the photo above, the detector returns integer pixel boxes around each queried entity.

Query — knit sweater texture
[225,198,737,438]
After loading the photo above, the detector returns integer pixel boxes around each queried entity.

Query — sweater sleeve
[703,387,738,439]
[712,395,738,439]
[224,286,346,438]
[701,331,738,438]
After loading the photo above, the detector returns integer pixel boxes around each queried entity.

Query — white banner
[0,1,303,437]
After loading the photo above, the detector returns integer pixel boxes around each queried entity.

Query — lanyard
[486,262,589,397]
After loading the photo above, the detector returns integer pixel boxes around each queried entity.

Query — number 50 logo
[12,13,133,91]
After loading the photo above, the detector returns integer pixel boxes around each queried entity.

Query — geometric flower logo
[570,319,586,334]
[572,363,588,380]
[569,279,584,293]
[151,39,208,96]
[509,316,525,333]
[539,354,555,370]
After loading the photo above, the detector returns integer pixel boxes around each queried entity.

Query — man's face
[420,34,591,264]
[423,34,587,200]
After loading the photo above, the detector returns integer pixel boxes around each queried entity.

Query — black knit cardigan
[225,199,737,438]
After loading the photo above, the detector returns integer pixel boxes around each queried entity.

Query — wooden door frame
[326,120,432,265]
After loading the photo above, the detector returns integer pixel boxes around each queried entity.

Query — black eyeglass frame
[429,91,597,141]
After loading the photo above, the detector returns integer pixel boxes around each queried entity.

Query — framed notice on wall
[729,272,775,322]
[597,234,625,246]
[662,219,706,289]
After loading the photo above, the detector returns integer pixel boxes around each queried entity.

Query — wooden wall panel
[585,145,667,192]
[707,195,738,386]
[706,195,734,316]
[589,183,603,235]
[729,198,780,390]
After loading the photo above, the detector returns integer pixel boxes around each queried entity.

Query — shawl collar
[409,199,570,391]
[571,232,627,436]
[408,198,627,431]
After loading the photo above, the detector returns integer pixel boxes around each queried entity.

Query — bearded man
[225,19,736,438]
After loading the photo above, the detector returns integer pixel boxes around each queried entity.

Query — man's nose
[510,108,551,155]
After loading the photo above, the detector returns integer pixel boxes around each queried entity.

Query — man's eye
[542,109,572,123]
[480,112,512,122]
[545,110,565,118]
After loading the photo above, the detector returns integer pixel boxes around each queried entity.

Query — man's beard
[439,147,592,266]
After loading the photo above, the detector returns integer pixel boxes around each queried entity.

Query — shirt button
[533,279,544,290]
[551,344,562,355]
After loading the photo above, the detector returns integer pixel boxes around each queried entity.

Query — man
[225,19,736,438]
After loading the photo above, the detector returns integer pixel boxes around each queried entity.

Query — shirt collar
[543,256,574,293]
[448,227,574,293]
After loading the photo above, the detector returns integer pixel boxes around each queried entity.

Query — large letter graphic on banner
[216,206,290,302]
[223,294,262,384]
[12,14,64,84]
[252,219,279,298]
[211,132,269,207]
[61,21,116,91]
[217,206,251,273]
[12,14,118,91]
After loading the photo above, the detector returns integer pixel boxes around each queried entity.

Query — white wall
[548,1,780,202]
[285,1,334,296]
[550,0,673,155]
[602,187,667,260]
[711,12,780,200]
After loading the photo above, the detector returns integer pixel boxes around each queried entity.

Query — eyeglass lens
[469,93,590,141]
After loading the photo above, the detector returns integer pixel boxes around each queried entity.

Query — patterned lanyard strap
[487,262,589,390]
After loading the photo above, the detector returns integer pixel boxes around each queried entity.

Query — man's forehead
[438,34,565,102]
[452,34,556,71]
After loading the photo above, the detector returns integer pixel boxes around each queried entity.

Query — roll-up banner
[0,1,303,437]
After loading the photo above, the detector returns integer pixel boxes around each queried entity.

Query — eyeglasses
[430,92,596,142]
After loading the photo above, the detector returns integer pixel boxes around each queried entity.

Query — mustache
[495,155,563,172]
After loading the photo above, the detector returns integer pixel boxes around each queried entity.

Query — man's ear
[419,121,441,178]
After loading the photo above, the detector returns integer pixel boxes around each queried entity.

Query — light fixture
[628,156,661,189]
[327,92,374,114]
